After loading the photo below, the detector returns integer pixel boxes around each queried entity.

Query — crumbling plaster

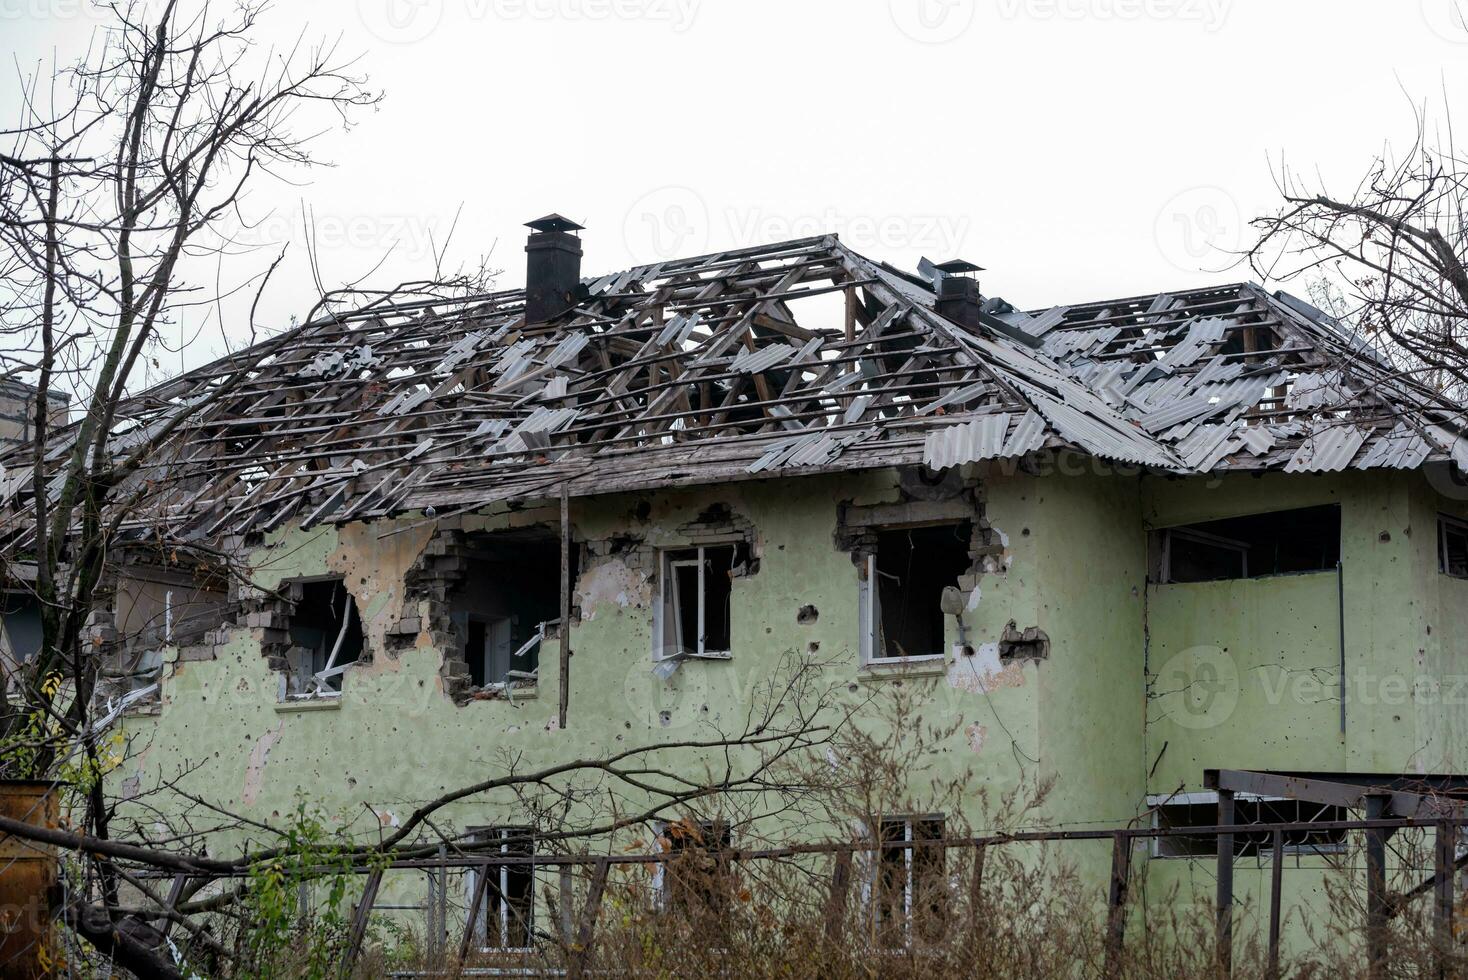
[113,462,1466,955]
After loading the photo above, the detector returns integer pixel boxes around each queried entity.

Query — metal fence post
[1105,831,1132,977]
[1216,789,1236,976]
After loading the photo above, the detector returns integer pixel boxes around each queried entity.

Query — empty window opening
[1153,505,1341,584]
[114,564,228,693]
[1441,515,1468,579]
[862,523,973,662]
[285,578,363,696]
[1151,796,1346,859]
[872,815,946,946]
[465,827,535,951]
[1,591,42,685]
[659,818,734,921]
[658,543,748,659]
[448,528,566,689]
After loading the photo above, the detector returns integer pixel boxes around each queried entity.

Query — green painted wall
[112,462,1468,953]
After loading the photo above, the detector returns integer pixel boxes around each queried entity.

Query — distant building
[0,379,69,448]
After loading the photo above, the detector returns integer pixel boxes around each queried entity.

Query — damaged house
[5,214,1468,951]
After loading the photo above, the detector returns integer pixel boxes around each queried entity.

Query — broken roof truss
[4,234,1466,544]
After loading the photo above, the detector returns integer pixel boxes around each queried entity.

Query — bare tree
[1247,98,1468,417]
[0,0,384,970]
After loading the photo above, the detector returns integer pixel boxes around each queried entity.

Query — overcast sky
[5,0,1468,372]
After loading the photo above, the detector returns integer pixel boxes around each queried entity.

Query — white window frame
[654,544,736,661]
[465,826,536,953]
[1146,791,1348,859]
[859,552,947,667]
[1440,514,1468,579]
[860,813,946,947]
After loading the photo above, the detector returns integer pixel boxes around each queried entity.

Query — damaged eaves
[5,228,1467,549]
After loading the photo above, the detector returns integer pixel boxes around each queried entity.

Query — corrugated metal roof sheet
[1284,424,1368,473]
[1355,423,1432,469]
[923,414,1012,469]
[730,342,797,374]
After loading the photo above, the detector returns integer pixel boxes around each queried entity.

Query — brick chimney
[524,213,584,324]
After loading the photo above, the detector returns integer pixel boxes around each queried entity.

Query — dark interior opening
[288,578,363,692]
[1155,799,1346,858]
[664,819,733,920]
[469,827,535,949]
[666,543,746,655]
[1441,516,1468,578]
[1158,505,1341,584]
[452,528,568,686]
[1,592,43,667]
[876,816,946,944]
[874,522,972,660]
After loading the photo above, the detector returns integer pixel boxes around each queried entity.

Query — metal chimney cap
[933,259,984,275]
[526,213,585,234]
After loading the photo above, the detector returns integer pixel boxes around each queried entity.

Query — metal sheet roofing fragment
[1284,424,1369,473]
[14,229,1464,540]
[923,413,1012,469]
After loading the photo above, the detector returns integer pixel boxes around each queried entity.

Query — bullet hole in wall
[797,604,819,625]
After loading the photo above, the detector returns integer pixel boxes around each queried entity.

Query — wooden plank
[1267,829,1283,980]
[1436,820,1455,980]
[558,486,572,729]
[566,857,610,980]
[339,867,383,978]
[823,850,853,942]
[1216,790,1235,976]
[1104,832,1131,977]
[458,860,490,963]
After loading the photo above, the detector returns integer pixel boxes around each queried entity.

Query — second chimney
[524,213,585,324]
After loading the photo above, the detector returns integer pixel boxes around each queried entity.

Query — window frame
[465,826,536,953]
[654,543,737,662]
[1440,514,1468,579]
[1147,791,1348,860]
[280,575,362,701]
[858,530,956,667]
[862,813,947,948]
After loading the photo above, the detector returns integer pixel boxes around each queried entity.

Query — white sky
[5,0,1468,374]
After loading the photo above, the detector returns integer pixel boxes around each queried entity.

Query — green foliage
[229,795,388,980]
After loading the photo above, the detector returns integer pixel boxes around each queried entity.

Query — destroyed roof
[7,234,1468,539]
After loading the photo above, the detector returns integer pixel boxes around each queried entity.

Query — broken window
[656,544,745,660]
[465,827,535,950]
[860,523,972,663]
[1440,515,1468,578]
[871,815,946,946]
[658,818,734,920]
[448,528,564,690]
[1151,795,1346,858]
[283,578,363,697]
[1152,505,1341,584]
[113,564,228,693]
[0,591,42,688]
